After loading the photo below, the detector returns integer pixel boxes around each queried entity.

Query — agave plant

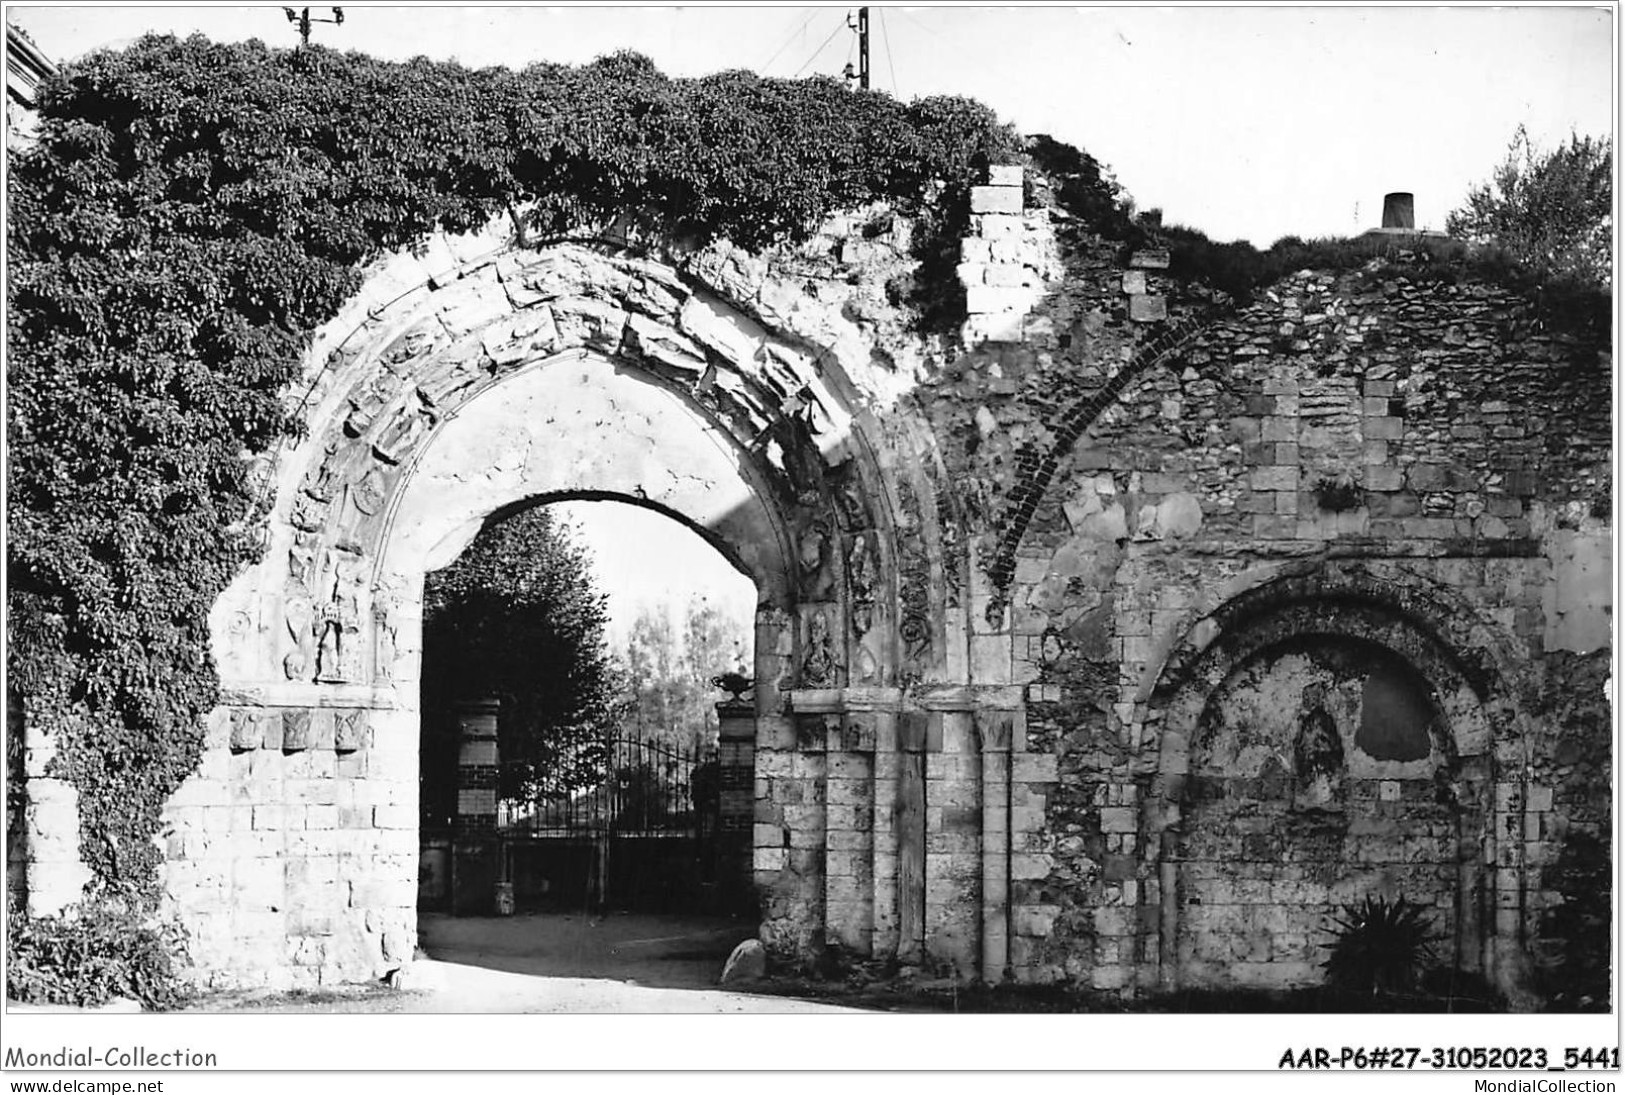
[1321,895,1441,994]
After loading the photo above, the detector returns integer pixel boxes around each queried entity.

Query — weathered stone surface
[94,168,1600,1005]
[1128,294,1166,322]
[965,284,1038,316]
[1154,492,1204,538]
[970,186,1023,215]
[720,939,768,984]
[987,164,1024,187]
[1543,530,1611,653]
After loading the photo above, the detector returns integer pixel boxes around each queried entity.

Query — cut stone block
[964,284,1037,316]
[1129,294,1167,322]
[970,185,1023,215]
[985,263,1037,288]
[1365,465,1403,491]
[1252,466,1300,492]
[960,237,992,264]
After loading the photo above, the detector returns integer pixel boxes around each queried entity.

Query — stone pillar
[752,694,832,961]
[451,698,499,916]
[1158,829,1180,991]
[895,709,928,964]
[869,710,902,960]
[784,714,830,957]
[977,709,1014,983]
[1489,777,1529,999]
[715,699,755,913]
[1007,739,1059,983]
[823,712,876,956]
[924,708,981,978]
[19,701,92,916]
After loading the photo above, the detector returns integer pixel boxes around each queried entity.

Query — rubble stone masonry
[18,166,1605,1001]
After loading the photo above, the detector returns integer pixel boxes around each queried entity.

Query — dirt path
[417,910,752,990]
[186,911,864,1014]
[199,959,860,1014]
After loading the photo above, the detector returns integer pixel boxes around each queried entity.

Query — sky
[9,4,1614,242]
[6,3,1615,636]
[550,498,756,653]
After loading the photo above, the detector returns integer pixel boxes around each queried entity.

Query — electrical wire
[793,13,849,78]
[758,9,818,75]
[895,7,943,41]
[877,7,898,94]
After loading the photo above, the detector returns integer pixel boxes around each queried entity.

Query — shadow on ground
[417,910,757,991]
[180,910,868,1013]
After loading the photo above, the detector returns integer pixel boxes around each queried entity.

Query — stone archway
[171,233,924,988]
[1141,563,1521,994]
[388,353,792,921]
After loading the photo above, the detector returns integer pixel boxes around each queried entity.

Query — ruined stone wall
[1526,648,1613,1006]
[75,163,1604,998]
[150,193,979,988]
[970,230,1612,994]
[160,705,413,989]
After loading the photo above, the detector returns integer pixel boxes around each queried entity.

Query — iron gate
[496,735,720,912]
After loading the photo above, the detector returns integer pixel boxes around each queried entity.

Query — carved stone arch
[370,346,805,692]
[217,237,908,697]
[191,228,954,983]
[1138,562,1523,993]
[882,426,957,687]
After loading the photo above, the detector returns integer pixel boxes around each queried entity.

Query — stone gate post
[715,699,755,912]
[451,698,500,915]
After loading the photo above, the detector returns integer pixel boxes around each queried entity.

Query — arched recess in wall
[210,238,921,706]
[1138,564,1523,992]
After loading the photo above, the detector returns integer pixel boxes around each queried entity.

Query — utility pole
[857,7,870,90]
[283,7,344,48]
[843,7,870,90]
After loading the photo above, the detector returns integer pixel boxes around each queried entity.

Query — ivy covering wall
[5,33,1020,916]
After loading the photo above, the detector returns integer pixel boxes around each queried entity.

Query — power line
[894,7,942,41]
[758,8,817,75]
[877,7,898,94]
[793,13,848,78]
